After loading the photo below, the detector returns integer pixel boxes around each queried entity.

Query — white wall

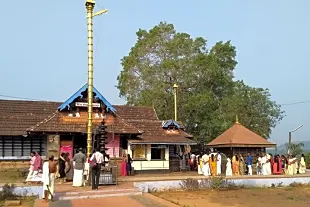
[128,144,170,171]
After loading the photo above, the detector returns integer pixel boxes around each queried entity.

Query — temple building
[0,84,195,172]
[207,118,276,158]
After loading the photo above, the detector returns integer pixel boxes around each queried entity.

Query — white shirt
[217,154,222,163]
[90,152,104,164]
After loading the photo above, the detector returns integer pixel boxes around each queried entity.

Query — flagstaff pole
[86,0,95,157]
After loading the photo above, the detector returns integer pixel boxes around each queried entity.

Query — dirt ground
[153,186,310,207]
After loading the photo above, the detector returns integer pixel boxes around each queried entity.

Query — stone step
[55,188,142,200]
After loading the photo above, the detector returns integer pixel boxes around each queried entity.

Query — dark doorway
[73,134,87,154]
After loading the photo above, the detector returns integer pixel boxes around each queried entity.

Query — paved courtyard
[34,194,178,207]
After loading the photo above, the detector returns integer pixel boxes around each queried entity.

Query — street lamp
[288,124,303,154]
[85,0,108,157]
[173,84,178,121]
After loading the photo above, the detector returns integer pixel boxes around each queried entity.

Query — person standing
[126,154,133,176]
[266,153,272,175]
[216,152,222,175]
[26,152,36,181]
[261,153,267,175]
[299,154,306,174]
[226,158,233,176]
[272,154,282,175]
[42,155,57,202]
[65,153,73,181]
[121,154,127,176]
[72,148,86,187]
[90,148,104,190]
[210,154,217,176]
[247,153,253,175]
[256,154,262,175]
[33,152,42,178]
[239,155,245,175]
[201,153,210,176]
[58,153,66,182]
[197,155,203,175]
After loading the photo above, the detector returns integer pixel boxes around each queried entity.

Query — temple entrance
[73,134,87,155]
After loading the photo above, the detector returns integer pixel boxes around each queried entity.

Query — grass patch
[0,169,27,183]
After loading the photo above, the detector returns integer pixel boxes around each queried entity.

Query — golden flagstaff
[85,0,108,157]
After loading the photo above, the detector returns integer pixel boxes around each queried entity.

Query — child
[256,154,262,175]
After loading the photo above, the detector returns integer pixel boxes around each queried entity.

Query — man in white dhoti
[261,153,267,175]
[72,148,86,187]
[216,152,222,175]
[226,158,232,176]
[201,153,210,176]
[42,155,57,202]
[266,154,271,175]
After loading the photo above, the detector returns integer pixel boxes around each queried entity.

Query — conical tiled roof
[207,122,275,147]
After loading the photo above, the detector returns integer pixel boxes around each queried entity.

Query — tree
[117,22,284,141]
[220,81,284,138]
[285,142,304,157]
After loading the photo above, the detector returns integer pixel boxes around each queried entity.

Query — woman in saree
[232,155,239,176]
[299,154,306,174]
[226,158,232,176]
[287,155,296,175]
[65,153,73,181]
[209,154,217,176]
[239,154,245,175]
[197,155,203,175]
[281,155,288,174]
[121,154,127,176]
[272,155,282,175]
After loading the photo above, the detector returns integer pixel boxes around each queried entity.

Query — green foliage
[117,22,284,141]
[285,142,304,157]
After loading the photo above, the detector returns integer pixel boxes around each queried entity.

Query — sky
[0,0,309,145]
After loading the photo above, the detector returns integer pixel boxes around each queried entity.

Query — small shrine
[207,116,276,158]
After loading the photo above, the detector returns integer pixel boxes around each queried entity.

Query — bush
[180,178,200,190]
[0,184,16,200]
[180,177,238,191]
[288,182,309,187]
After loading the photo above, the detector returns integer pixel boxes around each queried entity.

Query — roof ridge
[27,110,59,132]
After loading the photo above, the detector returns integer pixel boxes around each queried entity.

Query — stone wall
[134,177,310,192]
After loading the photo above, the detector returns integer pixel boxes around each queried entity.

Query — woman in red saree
[121,154,127,176]
[272,155,282,175]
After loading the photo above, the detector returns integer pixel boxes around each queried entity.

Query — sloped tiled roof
[0,99,195,145]
[207,122,275,147]
[0,100,60,136]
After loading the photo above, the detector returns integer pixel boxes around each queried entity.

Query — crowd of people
[26,148,109,202]
[192,152,307,176]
